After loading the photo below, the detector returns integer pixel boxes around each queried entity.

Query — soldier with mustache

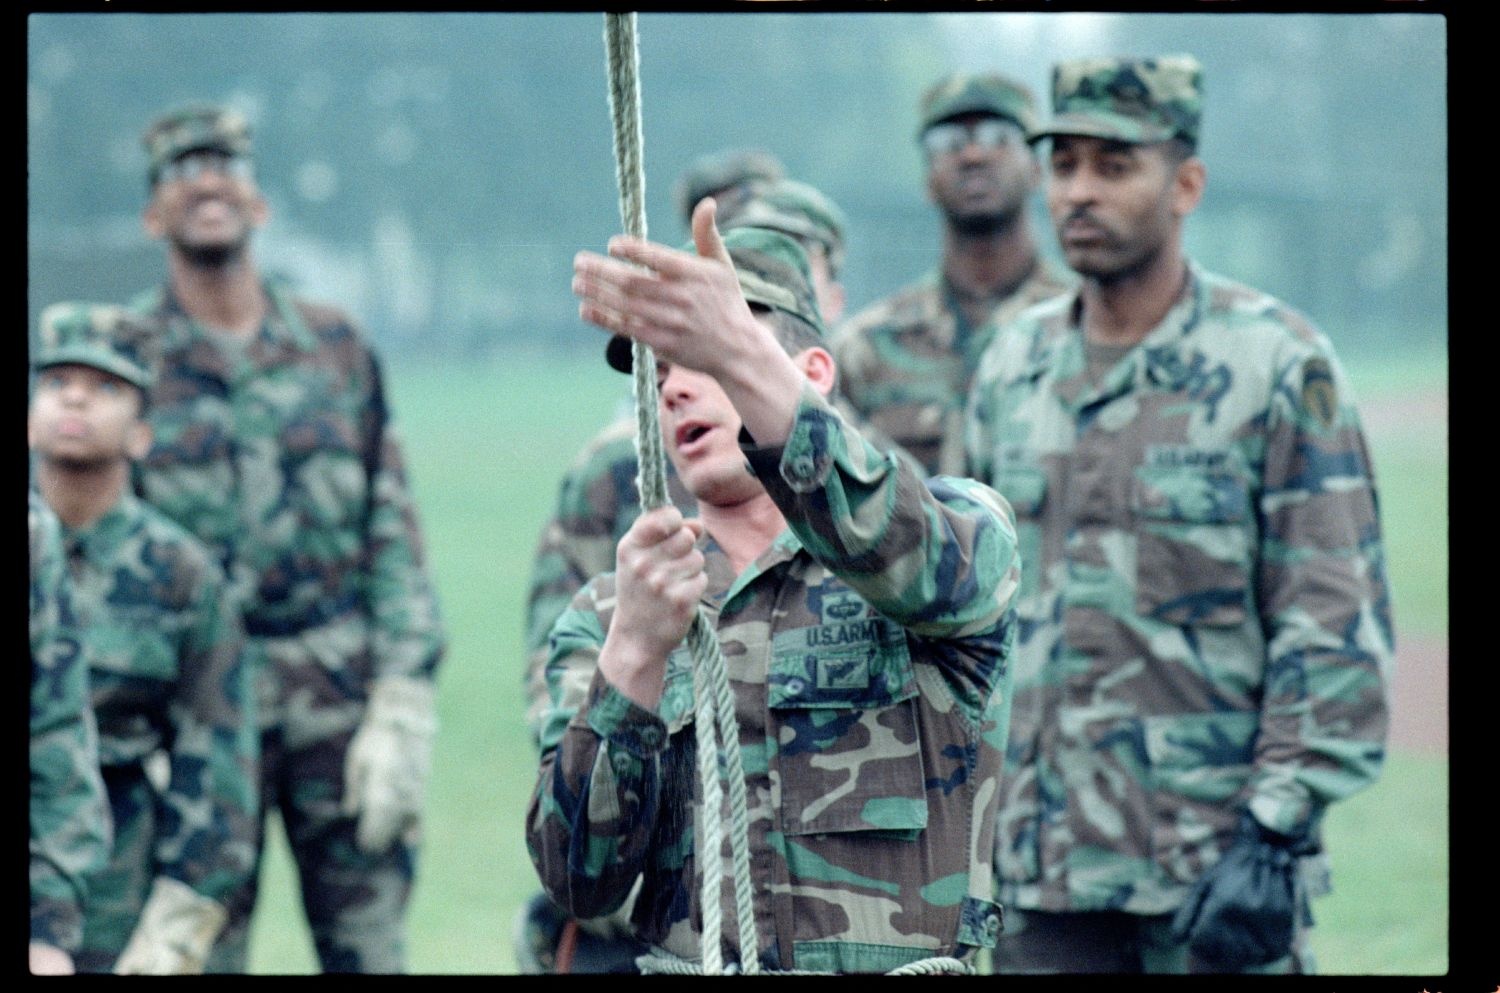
[965,55,1392,975]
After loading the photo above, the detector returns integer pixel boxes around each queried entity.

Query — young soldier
[126,103,446,973]
[965,55,1392,974]
[29,302,257,974]
[527,212,1021,974]
[832,72,1076,477]
[30,489,112,976]
[514,179,909,973]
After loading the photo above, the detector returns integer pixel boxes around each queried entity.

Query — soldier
[831,72,1076,477]
[522,176,859,748]
[30,489,112,976]
[670,146,785,233]
[125,103,447,973]
[513,177,910,973]
[964,55,1393,974]
[28,302,257,974]
[527,210,1021,974]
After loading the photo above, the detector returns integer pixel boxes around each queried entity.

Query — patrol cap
[671,147,786,229]
[33,302,158,391]
[918,72,1039,138]
[142,103,253,183]
[605,226,824,374]
[718,178,848,278]
[1031,55,1203,149]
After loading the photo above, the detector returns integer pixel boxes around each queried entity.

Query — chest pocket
[992,465,1046,602]
[1133,466,1252,627]
[768,603,927,838]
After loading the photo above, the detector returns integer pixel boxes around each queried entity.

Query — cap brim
[1028,111,1177,146]
[152,140,247,178]
[605,334,634,374]
[35,353,152,390]
[921,104,1028,138]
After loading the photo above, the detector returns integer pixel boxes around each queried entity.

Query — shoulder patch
[1300,356,1337,428]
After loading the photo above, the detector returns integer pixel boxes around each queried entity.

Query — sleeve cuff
[582,670,670,758]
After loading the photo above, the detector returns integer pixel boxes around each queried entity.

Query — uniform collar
[152,276,318,353]
[1046,260,1207,412]
[704,524,805,614]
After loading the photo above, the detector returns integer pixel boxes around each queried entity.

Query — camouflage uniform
[830,73,1077,479]
[129,106,446,973]
[62,489,259,972]
[523,403,907,747]
[516,188,915,972]
[30,302,259,973]
[527,227,1022,974]
[527,179,907,742]
[126,276,446,972]
[964,57,1393,974]
[30,489,112,958]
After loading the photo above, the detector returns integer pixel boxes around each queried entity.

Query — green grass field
[244,341,1448,975]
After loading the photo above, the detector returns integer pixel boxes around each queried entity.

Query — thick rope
[601,13,759,976]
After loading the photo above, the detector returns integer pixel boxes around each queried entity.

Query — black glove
[1170,813,1318,971]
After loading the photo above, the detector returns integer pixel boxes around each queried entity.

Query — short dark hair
[1157,137,1196,167]
[752,305,823,358]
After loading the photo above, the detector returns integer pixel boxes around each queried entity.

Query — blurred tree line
[28,11,1445,362]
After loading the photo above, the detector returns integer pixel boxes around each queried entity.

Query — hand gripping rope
[602,12,759,977]
[599,14,969,977]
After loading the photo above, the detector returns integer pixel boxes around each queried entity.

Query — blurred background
[28,10,1448,977]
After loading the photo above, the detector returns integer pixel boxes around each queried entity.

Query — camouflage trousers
[204,721,418,973]
[75,765,154,973]
[206,624,418,974]
[991,908,1315,974]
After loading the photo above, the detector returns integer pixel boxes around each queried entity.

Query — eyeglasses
[921,118,1026,158]
[155,150,254,186]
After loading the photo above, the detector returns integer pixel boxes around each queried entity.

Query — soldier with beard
[830,73,1075,478]
[965,56,1392,974]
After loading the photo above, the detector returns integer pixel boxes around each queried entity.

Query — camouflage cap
[605,226,824,374]
[1031,55,1203,148]
[918,72,1039,138]
[671,147,786,228]
[718,178,848,278]
[33,302,158,391]
[142,103,253,181]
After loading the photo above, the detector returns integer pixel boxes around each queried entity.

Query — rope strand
[599,18,973,978]
[601,12,758,976]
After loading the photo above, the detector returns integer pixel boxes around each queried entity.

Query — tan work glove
[29,942,75,975]
[112,876,227,974]
[341,676,438,854]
